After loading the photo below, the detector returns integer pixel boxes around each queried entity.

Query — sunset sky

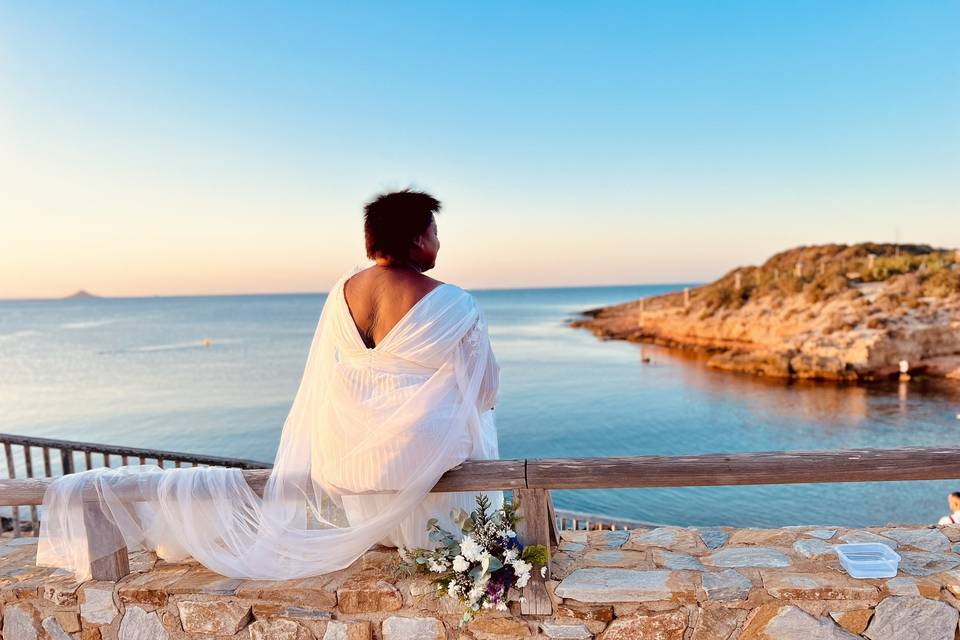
[1,1,958,298]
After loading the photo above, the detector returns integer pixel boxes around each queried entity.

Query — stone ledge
[5,523,960,638]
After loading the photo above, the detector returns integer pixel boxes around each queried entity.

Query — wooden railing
[0,432,269,539]
[0,433,642,537]
[6,434,960,614]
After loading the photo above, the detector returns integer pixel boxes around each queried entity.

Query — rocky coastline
[570,244,960,381]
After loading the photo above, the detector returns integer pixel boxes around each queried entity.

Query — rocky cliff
[570,244,960,381]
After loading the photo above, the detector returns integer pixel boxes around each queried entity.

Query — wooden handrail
[5,446,960,507]
[526,447,960,488]
[0,459,527,506]
[0,433,270,470]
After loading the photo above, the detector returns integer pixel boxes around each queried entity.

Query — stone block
[336,575,403,613]
[322,620,372,640]
[651,549,706,571]
[939,525,960,542]
[560,530,588,544]
[829,608,874,635]
[581,549,650,569]
[176,599,252,635]
[41,573,82,606]
[881,576,940,598]
[703,547,791,569]
[699,569,752,601]
[863,596,958,640]
[40,616,72,640]
[586,530,630,549]
[117,566,190,607]
[556,602,614,634]
[53,610,81,633]
[898,550,960,576]
[793,538,835,560]
[467,616,531,639]
[166,567,244,596]
[598,610,687,640]
[387,617,449,639]
[760,571,879,601]
[740,603,858,639]
[236,576,337,609]
[555,568,697,603]
[118,606,169,640]
[690,605,747,640]
[728,529,798,547]
[807,529,837,540]
[695,527,730,550]
[3,605,40,640]
[80,582,119,625]
[880,527,950,552]
[624,528,703,554]
[249,618,311,640]
[539,620,592,638]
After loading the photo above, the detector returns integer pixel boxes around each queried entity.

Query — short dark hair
[363,189,440,261]
[951,492,960,500]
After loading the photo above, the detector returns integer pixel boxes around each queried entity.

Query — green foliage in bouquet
[400,494,549,626]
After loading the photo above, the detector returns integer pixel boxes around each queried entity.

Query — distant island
[63,290,100,300]
[570,243,960,381]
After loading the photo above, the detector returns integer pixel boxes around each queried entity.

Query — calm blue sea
[2,285,959,528]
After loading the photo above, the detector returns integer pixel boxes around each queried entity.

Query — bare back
[343,267,445,348]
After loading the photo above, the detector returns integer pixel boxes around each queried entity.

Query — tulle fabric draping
[36,266,502,581]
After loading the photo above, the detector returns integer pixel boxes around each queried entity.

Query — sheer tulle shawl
[36,268,499,581]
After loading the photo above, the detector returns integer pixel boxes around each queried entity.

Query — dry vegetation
[693,244,959,315]
[572,243,960,381]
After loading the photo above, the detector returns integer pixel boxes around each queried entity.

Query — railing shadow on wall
[4,432,960,615]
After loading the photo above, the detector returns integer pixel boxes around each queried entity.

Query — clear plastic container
[835,543,901,578]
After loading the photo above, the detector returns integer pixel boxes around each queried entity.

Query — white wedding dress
[36,265,504,581]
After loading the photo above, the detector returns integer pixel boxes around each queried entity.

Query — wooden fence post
[83,501,130,581]
[514,488,554,615]
[61,448,75,475]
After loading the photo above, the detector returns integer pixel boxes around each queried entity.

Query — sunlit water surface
[2,285,959,527]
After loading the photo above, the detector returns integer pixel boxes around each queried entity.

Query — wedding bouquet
[400,494,549,626]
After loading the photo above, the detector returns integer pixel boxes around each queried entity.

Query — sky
[1,1,958,298]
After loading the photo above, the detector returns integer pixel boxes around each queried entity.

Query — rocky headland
[570,244,960,381]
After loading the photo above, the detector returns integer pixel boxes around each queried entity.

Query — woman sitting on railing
[36,189,504,581]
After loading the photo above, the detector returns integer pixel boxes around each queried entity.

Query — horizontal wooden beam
[526,448,960,489]
[5,447,960,508]
[0,459,527,506]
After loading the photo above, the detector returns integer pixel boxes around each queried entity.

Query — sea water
[2,284,959,527]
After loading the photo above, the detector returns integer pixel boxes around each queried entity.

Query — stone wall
[5,523,960,639]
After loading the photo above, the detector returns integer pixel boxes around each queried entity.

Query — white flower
[428,558,448,573]
[496,601,509,611]
[519,595,527,603]
[468,585,484,602]
[540,566,547,578]
[505,529,517,538]
[516,573,530,588]
[452,555,470,573]
[460,536,483,562]
[511,559,532,577]
[504,548,518,562]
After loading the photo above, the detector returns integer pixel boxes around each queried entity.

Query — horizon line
[0,280,703,303]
